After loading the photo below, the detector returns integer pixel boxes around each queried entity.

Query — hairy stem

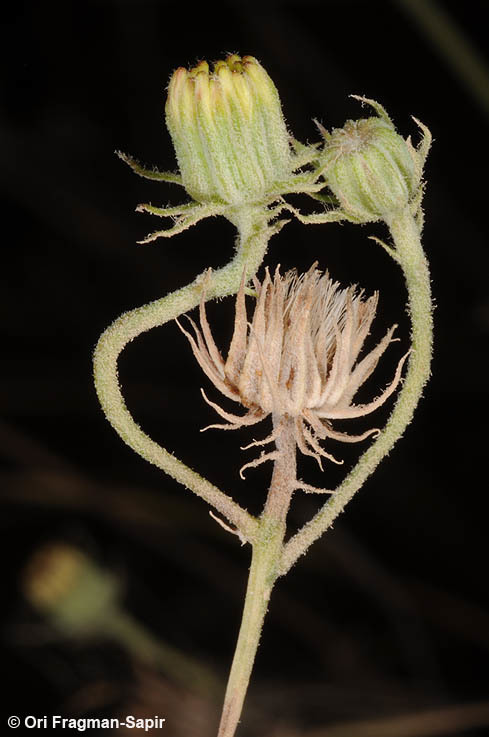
[217,417,296,737]
[280,207,433,574]
[93,207,277,542]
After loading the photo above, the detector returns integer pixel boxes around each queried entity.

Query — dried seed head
[178,265,408,472]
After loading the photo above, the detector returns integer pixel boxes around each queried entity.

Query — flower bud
[23,543,120,635]
[165,55,292,206]
[320,106,419,223]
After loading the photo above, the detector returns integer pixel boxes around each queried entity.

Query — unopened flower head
[166,54,292,206]
[178,266,408,474]
[319,97,429,223]
[22,544,119,634]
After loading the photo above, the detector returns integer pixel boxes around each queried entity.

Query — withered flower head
[178,266,407,476]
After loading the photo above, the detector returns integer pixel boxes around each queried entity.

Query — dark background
[1,1,489,735]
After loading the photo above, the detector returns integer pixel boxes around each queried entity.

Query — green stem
[280,207,433,575]
[93,207,276,543]
[217,418,296,737]
[394,0,489,119]
[103,607,222,698]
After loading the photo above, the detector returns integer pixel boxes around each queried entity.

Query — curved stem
[217,417,296,737]
[280,207,433,575]
[93,206,276,543]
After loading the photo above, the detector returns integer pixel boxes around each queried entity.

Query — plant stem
[280,207,433,575]
[217,417,296,737]
[93,207,277,541]
[102,608,222,698]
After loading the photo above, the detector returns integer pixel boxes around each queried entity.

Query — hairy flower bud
[165,55,292,206]
[320,99,423,223]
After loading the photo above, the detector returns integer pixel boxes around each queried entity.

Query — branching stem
[94,198,432,737]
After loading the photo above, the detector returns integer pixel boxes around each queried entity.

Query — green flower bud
[320,100,423,223]
[165,55,292,206]
[23,544,120,635]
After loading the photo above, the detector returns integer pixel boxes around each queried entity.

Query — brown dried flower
[177,265,407,478]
